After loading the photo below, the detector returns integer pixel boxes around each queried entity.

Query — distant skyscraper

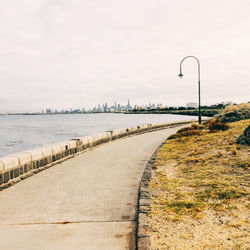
[104,103,108,112]
[45,108,51,114]
[127,100,131,110]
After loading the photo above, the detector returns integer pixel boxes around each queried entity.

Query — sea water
[0,113,197,157]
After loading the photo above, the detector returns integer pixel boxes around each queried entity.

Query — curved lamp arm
[179,56,200,82]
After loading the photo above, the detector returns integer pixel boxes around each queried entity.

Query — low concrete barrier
[50,143,63,161]
[25,149,44,169]
[0,156,19,183]
[79,136,90,150]
[15,152,32,175]
[0,119,195,188]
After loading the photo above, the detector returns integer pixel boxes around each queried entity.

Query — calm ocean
[0,113,196,157]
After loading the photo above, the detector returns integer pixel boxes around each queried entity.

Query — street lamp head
[178,72,183,78]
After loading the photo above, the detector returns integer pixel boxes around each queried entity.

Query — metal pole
[179,56,201,124]
[198,80,201,124]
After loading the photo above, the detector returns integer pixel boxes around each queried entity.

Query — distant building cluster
[186,102,198,108]
[92,100,131,113]
[42,100,168,114]
[42,101,232,114]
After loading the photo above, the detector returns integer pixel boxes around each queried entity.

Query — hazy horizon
[1,0,250,113]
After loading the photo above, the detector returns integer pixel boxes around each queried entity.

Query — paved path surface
[0,126,182,250]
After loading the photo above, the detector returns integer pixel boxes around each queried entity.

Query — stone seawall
[0,120,194,190]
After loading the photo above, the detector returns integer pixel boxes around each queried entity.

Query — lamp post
[178,56,201,124]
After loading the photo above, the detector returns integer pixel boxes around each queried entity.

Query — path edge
[136,140,166,250]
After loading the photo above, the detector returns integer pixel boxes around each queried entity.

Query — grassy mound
[216,103,250,123]
[148,119,250,249]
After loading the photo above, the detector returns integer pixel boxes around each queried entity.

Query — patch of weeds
[235,160,250,169]
[166,200,204,216]
[217,189,247,200]
[168,124,204,140]
[196,185,248,202]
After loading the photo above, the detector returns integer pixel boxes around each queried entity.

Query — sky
[0,0,249,113]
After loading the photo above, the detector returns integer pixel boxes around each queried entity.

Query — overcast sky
[0,0,249,112]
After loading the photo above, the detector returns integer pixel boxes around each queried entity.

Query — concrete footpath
[0,126,182,250]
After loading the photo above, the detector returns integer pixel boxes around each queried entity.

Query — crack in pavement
[6,219,136,226]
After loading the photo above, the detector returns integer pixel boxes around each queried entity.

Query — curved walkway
[0,126,182,250]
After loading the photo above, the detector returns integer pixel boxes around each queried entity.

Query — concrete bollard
[39,147,53,165]
[0,156,19,183]
[71,139,81,153]
[68,140,77,155]
[25,149,44,169]
[97,132,111,144]
[58,140,77,155]
[139,124,147,132]
[86,136,94,148]
[91,134,100,146]
[112,129,121,140]
[79,136,90,150]
[50,143,63,161]
[119,128,129,138]
[112,128,128,140]
[99,132,111,143]
[14,152,32,174]
[61,142,70,157]
[130,126,138,135]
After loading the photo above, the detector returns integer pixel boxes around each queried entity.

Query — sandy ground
[149,203,249,249]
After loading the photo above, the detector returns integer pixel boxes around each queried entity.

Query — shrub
[216,103,250,123]
[168,128,201,139]
[181,130,201,137]
[236,124,250,145]
[207,118,229,132]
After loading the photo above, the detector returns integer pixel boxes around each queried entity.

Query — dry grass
[223,103,250,113]
[148,119,250,249]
